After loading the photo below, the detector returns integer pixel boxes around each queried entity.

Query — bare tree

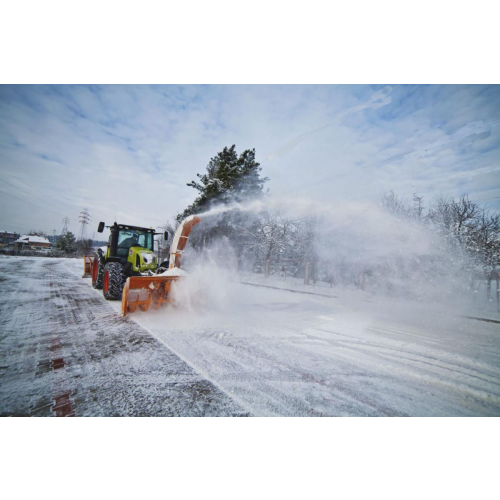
[242,210,295,270]
[76,238,93,256]
[413,194,424,219]
[428,195,479,247]
[381,191,414,219]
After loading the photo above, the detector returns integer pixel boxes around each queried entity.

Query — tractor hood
[128,246,157,272]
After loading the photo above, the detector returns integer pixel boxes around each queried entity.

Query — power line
[0,153,77,211]
[0,151,35,177]
[0,165,76,212]
[0,176,76,212]
[0,189,67,216]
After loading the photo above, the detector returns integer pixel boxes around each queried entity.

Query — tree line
[165,145,500,298]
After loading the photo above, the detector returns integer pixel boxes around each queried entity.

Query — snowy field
[1,255,499,416]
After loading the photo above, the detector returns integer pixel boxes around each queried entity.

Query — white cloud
[0,84,499,236]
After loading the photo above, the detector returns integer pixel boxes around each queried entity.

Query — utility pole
[61,217,70,235]
[78,208,91,241]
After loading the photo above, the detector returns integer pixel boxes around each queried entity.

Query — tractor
[83,215,201,315]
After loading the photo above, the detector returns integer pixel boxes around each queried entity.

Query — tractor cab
[100,222,162,273]
[111,225,155,262]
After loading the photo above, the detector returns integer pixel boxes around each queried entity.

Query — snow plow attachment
[121,215,201,316]
[82,255,94,278]
[122,275,179,316]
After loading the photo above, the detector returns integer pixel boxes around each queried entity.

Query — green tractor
[91,222,169,300]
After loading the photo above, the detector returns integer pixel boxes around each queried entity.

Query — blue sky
[0,84,499,236]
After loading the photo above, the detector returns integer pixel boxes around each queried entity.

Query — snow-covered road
[0,256,248,416]
[1,255,499,416]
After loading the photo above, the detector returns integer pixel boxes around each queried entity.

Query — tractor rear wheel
[103,262,126,300]
[92,253,104,289]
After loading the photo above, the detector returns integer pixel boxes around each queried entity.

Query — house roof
[15,235,52,245]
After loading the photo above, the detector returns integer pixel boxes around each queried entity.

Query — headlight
[140,252,157,265]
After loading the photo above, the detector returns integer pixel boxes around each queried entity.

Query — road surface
[1,255,499,416]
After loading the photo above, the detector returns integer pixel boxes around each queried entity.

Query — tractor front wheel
[103,262,126,300]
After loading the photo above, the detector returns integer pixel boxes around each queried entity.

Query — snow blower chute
[82,215,201,316]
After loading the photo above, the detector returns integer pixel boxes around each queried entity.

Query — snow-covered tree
[55,231,76,254]
[253,210,294,262]
[381,191,426,221]
[177,145,268,222]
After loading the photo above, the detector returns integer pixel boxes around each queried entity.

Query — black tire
[92,252,104,289]
[156,261,169,274]
[103,262,126,300]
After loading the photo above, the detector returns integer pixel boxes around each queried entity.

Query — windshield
[117,229,153,251]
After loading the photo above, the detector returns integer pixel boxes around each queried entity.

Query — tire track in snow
[0,256,249,416]
[22,256,500,417]
[312,326,500,388]
[128,285,500,416]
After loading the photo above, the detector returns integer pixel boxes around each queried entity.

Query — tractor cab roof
[115,224,156,233]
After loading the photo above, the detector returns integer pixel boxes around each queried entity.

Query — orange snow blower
[83,215,201,316]
[122,215,201,316]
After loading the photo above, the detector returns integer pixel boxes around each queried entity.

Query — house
[1,231,20,245]
[14,235,53,250]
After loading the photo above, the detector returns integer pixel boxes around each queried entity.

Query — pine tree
[55,231,77,254]
[177,145,268,222]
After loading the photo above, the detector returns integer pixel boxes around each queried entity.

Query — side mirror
[97,222,105,233]
[164,231,169,241]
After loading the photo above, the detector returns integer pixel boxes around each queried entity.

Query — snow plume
[185,195,471,303]
[170,237,246,315]
[308,202,469,301]
[195,198,268,218]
